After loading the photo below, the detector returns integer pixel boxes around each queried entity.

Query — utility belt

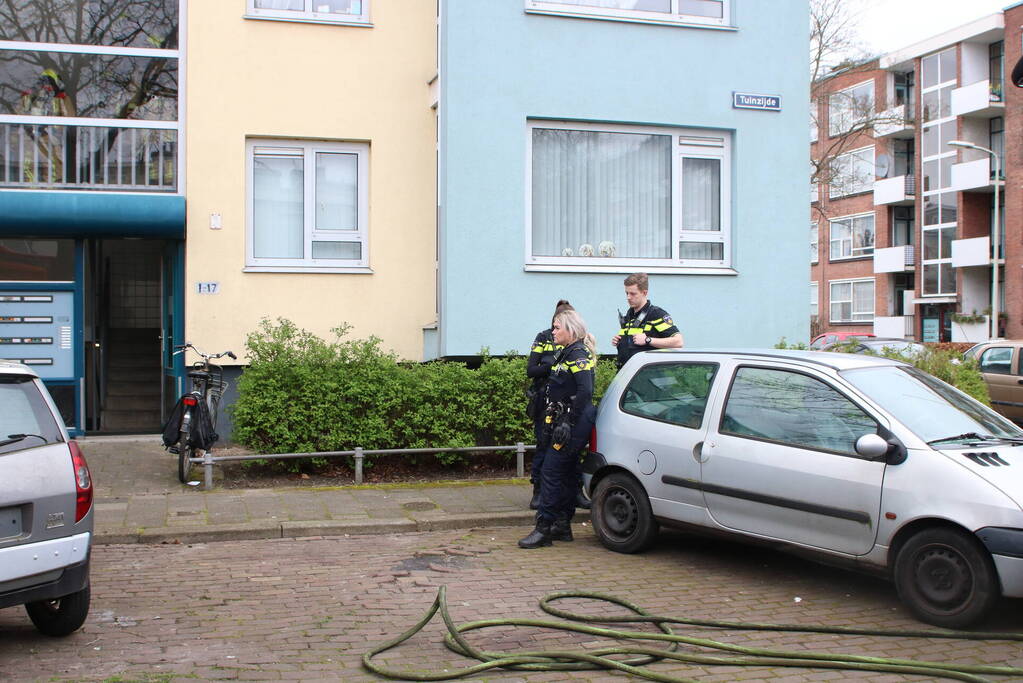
[542,398,575,451]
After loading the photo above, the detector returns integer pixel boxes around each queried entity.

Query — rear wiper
[928,432,1023,446]
[0,433,46,448]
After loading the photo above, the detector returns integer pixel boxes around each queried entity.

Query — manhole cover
[402,501,437,511]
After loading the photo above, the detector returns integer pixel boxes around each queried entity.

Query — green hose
[361,586,1023,682]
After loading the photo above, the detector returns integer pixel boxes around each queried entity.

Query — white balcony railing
[951,157,993,192]
[874,316,913,338]
[873,245,915,273]
[951,236,990,268]
[874,175,915,205]
[0,123,177,192]
[874,105,914,138]
[951,79,1005,118]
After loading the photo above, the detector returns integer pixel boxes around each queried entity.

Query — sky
[857,0,1011,55]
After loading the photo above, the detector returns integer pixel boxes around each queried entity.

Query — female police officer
[525,299,574,510]
[519,309,596,549]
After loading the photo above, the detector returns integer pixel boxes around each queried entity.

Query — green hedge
[230,319,616,469]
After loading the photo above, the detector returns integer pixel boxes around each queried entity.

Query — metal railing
[0,123,177,191]
[189,443,535,490]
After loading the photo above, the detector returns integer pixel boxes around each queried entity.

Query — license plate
[0,507,23,539]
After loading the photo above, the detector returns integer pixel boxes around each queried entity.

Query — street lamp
[948,140,1001,339]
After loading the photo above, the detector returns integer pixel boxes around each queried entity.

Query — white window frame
[829,212,874,261]
[810,281,819,319]
[245,139,370,273]
[524,120,732,273]
[828,79,874,136]
[829,277,874,323]
[524,0,731,29]
[246,0,371,26]
[810,223,819,264]
[829,146,875,198]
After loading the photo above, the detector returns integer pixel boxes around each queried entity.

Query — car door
[612,361,718,525]
[699,364,885,556]
[977,346,1023,421]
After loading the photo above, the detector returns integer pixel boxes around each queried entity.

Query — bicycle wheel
[177,430,193,483]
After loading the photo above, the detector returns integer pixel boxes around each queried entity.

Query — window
[990,41,1004,102]
[990,117,1004,178]
[721,367,877,455]
[830,278,874,323]
[810,282,819,319]
[246,140,369,271]
[829,147,874,198]
[247,0,370,23]
[920,48,956,297]
[891,206,914,247]
[828,81,874,136]
[829,213,874,260]
[524,0,730,27]
[979,347,1013,375]
[810,223,819,263]
[528,122,731,269]
[810,162,819,203]
[620,362,718,428]
[810,101,818,143]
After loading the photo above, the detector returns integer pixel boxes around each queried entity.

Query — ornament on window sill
[561,247,574,257]
[598,241,616,257]
[578,243,594,257]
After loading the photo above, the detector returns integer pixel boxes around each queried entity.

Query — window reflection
[621,363,717,428]
[0,1,179,49]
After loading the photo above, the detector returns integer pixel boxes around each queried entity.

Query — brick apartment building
[811,7,1022,344]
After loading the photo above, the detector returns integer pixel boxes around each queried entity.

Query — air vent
[965,452,1010,467]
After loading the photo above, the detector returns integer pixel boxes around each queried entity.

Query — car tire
[591,472,658,554]
[893,527,999,628]
[24,584,91,637]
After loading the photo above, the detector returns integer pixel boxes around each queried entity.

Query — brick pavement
[1,526,1021,682]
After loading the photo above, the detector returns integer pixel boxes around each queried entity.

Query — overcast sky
[858,0,1012,54]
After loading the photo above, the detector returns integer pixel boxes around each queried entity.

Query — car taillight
[589,425,597,453]
[69,440,93,523]
[182,396,198,407]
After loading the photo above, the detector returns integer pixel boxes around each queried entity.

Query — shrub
[230,319,617,472]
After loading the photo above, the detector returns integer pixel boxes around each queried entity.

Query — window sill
[524,8,735,31]
[524,264,737,275]
[829,320,875,325]
[243,14,373,28]
[243,265,374,274]
[828,256,873,263]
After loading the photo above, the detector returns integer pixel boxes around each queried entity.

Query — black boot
[550,518,573,542]
[575,485,591,510]
[518,520,552,549]
[529,481,541,510]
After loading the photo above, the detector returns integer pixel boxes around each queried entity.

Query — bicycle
[166,343,236,483]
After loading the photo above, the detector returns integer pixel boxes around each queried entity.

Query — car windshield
[841,365,1023,444]
[861,341,923,355]
[0,376,64,455]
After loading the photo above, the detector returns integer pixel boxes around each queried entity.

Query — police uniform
[616,301,680,369]
[525,328,562,490]
[536,341,595,527]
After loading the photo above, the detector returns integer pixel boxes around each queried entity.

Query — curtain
[532,128,671,258]
[315,152,357,231]
[681,157,720,231]
[253,155,303,258]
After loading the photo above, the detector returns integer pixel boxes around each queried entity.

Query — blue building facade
[433,1,810,357]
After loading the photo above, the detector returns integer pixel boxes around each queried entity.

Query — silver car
[0,361,94,636]
[585,349,1023,628]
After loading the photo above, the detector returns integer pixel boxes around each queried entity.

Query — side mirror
[855,433,889,460]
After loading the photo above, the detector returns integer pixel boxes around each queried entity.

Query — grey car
[0,361,94,636]
[584,349,1023,628]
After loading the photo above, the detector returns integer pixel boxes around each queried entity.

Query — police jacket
[527,328,561,389]
[616,301,679,368]
[546,340,595,423]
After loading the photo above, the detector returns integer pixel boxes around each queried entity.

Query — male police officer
[611,272,683,369]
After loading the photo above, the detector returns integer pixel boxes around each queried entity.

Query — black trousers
[536,410,594,523]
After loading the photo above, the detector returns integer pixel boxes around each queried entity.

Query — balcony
[952,317,990,343]
[951,157,997,192]
[873,175,915,205]
[874,316,914,338]
[874,105,914,138]
[873,245,915,273]
[0,123,177,192]
[951,236,990,268]
[951,79,1005,118]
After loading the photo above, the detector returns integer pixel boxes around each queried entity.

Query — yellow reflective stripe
[621,327,645,335]
[532,344,545,353]
[653,322,673,332]
[568,359,594,373]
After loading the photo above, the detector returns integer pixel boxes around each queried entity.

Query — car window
[979,347,1013,375]
[0,376,63,455]
[720,367,877,455]
[620,362,718,429]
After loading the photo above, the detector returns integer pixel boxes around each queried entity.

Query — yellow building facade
[185,1,437,362]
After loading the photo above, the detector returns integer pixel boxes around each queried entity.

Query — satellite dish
[875,154,891,178]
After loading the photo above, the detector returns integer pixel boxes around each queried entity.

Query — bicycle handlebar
[173,343,237,362]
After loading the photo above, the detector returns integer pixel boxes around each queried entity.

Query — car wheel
[591,472,658,554]
[24,584,91,637]
[893,527,999,628]
[178,432,193,484]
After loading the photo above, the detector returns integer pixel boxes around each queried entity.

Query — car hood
[937,445,1023,508]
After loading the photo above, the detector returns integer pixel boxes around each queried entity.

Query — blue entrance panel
[0,291,75,379]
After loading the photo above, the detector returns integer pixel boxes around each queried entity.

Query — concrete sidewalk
[80,436,535,545]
